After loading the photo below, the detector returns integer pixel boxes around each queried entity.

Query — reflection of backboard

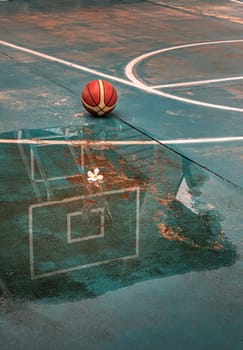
[17,127,145,280]
[29,187,140,280]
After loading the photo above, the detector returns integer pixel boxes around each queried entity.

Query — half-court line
[151,76,243,89]
[2,136,243,146]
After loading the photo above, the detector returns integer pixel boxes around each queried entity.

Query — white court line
[1,39,243,112]
[125,39,243,112]
[230,0,243,4]
[151,76,243,89]
[0,40,135,88]
[2,136,243,145]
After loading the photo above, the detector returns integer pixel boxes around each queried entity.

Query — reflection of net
[16,127,89,201]
[15,126,150,201]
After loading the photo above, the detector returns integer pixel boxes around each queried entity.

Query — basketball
[81,79,118,117]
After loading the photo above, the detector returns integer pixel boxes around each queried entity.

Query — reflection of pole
[26,128,53,201]
[65,127,84,175]
[136,187,140,257]
[81,144,85,173]
[17,131,42,202]
[30,147,35,180]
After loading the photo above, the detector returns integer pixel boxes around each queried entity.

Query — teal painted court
[0,1,243,349]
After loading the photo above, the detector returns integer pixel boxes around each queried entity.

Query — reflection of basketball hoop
[18,126,142,280]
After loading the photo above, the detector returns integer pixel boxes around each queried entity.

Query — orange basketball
[81,79,118,117]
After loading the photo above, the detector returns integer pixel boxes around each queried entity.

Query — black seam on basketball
[82,99,99,112]
[106,87,116,106]
[87,83,99,107]
[100,80,106,107]
[98,104,111,112]
[99,106,114,114]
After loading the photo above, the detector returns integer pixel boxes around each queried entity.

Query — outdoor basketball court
[0,1,243,349]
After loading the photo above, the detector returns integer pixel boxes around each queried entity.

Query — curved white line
[1,39,243,112]
[125,39,243,112]
[0,40,135,88]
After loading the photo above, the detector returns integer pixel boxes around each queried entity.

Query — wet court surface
[1,120,243,349]
[0,1,243,349]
